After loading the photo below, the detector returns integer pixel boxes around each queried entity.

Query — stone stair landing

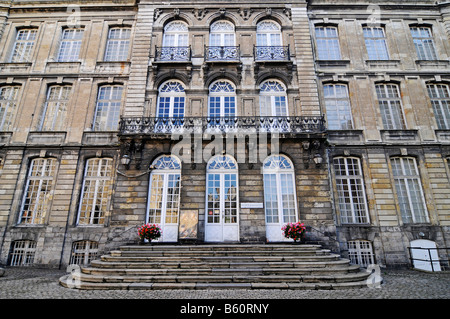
[59,244,372,290]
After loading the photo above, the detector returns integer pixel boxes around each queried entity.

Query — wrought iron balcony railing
[205,46,240,62]
[155,46,191,62]
[119,116,326,135]
[254,46,290,61]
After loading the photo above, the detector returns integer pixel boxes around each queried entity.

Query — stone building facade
[0,0,448,269]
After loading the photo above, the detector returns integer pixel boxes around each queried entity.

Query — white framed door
[146,156,182,242]
[263,155,298,242]
[205,156,239,242]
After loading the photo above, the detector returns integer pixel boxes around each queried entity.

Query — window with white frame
[8,240,37,266]
[391,157,429,224]
[259,80,288,117]
[40,85,71,131]
[315,26,341,60]
[163,21,188,47]
[363,26,389,60]
[347,240,375,268]
[157,81,185,119]
[77,158,113,225]
[410,26,438,61]
[208,80,236,118]
[323,84,354,130]
[263,155,298,225]
[57,28,84,62]
[376,83,406,130]
[104,27,131,62]
[209,20,235,46]
[10,29,38,63]
[256,20,282,46]
[0,86,20,131]
[427,84,450,130]
[19,158,56,225]
[69,240,99,265]
[93,85,123,131]
[147,156,181,227]
[333,157,370,224]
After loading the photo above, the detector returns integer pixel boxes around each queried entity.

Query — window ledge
[380,129,419,142]
[0,62,32,72]
[316,60,350,68]
[415,60,450,69]
[365,59,400,69]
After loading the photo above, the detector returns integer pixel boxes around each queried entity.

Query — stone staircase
[59,244,372,290]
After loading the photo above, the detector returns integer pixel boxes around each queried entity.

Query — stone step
[60,275,367,290]
[90,258,351,269]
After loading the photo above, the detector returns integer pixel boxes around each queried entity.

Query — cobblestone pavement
[0,266,449,299]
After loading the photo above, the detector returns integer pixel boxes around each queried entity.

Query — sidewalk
[0,266,449,299]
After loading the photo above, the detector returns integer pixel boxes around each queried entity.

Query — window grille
[77,158,113,225]
[323,84,354,130]
[347,240,375,268]
[410,27,437,60]
[8,240,37,266]
[69,240,98,265]
[10,29,37,62]
[315,26,341,60]
[0,86,20,131]
[93,85,123,131]
[333,157,370,224]
[19,158,56,225]
[427,84,450,130]
[57,29,84,62]
[363,27,389,60]
[391,157,429,223]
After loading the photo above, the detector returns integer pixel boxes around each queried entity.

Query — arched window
[147,155,181,242]
[427,83,450,130]
[205,155,239,242]
[208,80,236,128]
[256,20,282,47]
[157,81,185,119]
[263,155,298,242]
[259,80,288,117]
[315,25,341,60]
[375,83,406,130]
[163,21,188,47]
[333,157,369,224]
[210,20,235,46]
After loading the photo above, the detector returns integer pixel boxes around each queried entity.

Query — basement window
[8,240,37,266]
[69,240,99,265]
[347,240,375,268]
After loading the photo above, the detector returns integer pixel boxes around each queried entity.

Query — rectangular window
[8,240,37,266]
[69,240,99,265]
[40,85,71,131]
[333,157,369,224]
[10,29,37,62]
[57,29,84,62]
[324,84,353,130]
[93,85,123,131]
[363,26,389,60]
[315,26,341,60]
[391,157,428,223]
[104,27,131,62]
[0,86,20,131]
[19,158,56,225]
[347,240,375,268]
[427,84,450,130]
[410,27,438,60]
[376,84,406,130]
[77,158,113,225]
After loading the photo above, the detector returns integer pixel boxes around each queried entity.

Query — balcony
[205,46,240,62]
[119,116,326,136]
[155,46,191,62]
[254,46,290,62]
